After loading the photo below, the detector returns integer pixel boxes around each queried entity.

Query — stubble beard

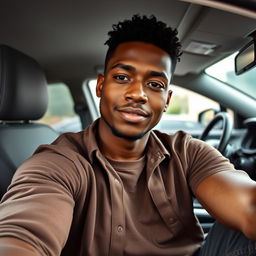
[100,105,151,141]
[110,123,149,141]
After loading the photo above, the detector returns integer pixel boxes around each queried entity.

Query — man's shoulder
[37,130,82,149]
[150,129,209,155]
[34,129,92,163]
[152,129,192,145]
[18,130,93,184]
[12,131,91,200]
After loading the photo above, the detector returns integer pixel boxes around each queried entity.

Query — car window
[37,83,82,133]
[157,85,224,132]
[165,85,219,121]
[205,52,256,100]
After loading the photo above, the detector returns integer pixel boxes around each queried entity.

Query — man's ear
[164,90,172,112]
[96,74,105,97]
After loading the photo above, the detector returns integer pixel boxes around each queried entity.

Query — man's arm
[195,170,256,240]
[0,151,80,255]
[0,238,41,256]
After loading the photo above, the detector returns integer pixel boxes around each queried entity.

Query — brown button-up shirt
[0,120,237,256]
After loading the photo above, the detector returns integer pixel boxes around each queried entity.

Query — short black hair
[104,14,182,74]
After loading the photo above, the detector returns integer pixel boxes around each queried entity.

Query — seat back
[0,45,59,198]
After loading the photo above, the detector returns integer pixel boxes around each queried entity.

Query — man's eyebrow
[149,71,169,81]
[110,63,135,71]
[110,63,169,81]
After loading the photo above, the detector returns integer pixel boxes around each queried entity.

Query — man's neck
[97,118,149,161]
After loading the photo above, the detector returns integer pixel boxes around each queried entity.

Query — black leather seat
[0,45,59,199]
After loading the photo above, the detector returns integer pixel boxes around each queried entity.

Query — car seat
[0,45,59,199]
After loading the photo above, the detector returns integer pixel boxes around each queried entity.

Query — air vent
[184,41,217,55]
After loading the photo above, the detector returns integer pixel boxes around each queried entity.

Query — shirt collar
[83,118,171,163]
[147,130,170,159]
[82,118,101,162]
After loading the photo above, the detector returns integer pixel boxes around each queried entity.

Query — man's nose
[124,81,148,103]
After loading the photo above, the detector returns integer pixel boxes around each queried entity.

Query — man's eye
[113,75,129,81]
[148,81,165,90]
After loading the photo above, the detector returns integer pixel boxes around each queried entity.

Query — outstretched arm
[0,238,41,256]
[195,170,256,240]
[0,151,80,255]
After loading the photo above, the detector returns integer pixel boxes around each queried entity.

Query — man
[0,14,256,256]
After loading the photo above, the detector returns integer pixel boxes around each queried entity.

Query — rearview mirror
[235,39,256,75]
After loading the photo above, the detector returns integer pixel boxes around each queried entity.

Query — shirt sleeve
[186,137,240,194]
[0,150,82,256]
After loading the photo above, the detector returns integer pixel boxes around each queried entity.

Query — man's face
[96,41,172,140]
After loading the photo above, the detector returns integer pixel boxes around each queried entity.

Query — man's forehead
[112,41,171,59]
[107,41,172,76]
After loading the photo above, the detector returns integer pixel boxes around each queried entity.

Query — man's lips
[115,106,151,122]
[118,107,149,117]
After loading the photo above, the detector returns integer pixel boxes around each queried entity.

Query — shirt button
[169,218,176,224]
[117,225,123,232]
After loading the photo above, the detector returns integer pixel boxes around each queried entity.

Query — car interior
[0,0,256,234]
[0,45,59,197]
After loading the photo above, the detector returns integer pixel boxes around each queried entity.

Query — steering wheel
[199,112,233,154]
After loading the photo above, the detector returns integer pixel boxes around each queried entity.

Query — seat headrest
[0,45,48,121]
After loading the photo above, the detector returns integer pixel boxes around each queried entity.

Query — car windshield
[205,52,256,100]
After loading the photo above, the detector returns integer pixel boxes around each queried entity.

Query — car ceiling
[0,0,255,85]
